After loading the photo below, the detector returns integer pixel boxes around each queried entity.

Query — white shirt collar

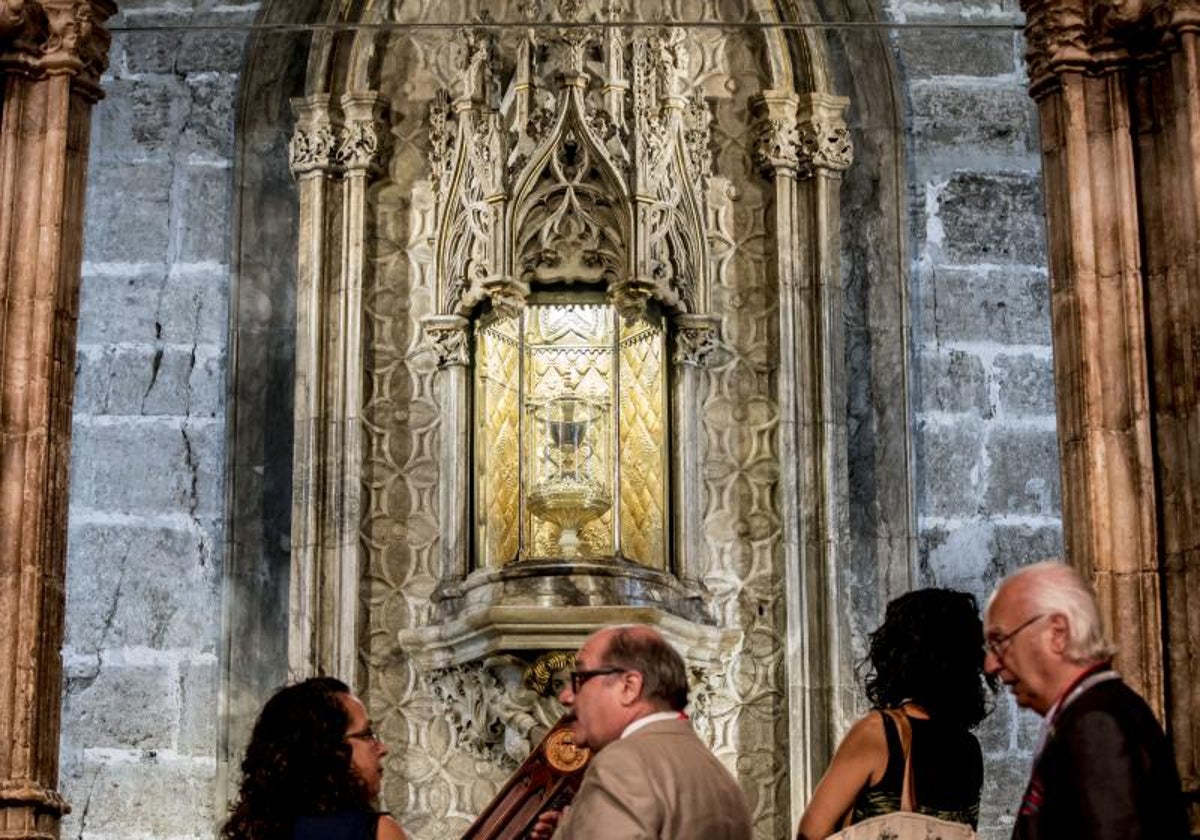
[621,710,685,739]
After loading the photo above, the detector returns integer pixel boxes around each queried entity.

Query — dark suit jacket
[1013,677,1188,840]
[552,718,752,840]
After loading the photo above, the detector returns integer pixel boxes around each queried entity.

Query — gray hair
[989,560,1117,665]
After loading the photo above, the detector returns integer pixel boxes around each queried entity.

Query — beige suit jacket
[552,719,752,840]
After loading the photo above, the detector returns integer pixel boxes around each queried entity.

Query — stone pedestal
[0,1,114,837]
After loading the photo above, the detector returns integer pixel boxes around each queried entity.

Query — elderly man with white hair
[984,560,1188,839]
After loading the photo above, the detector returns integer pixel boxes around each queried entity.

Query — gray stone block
[911,84,1035,158]
[178,30,249,73]
[77,268,228,347]
[938,171,1047,265]
[174,165,234,263]
[65,520,221,652]
[181,73,238,160]
[990,523,1063,572]
[74,345,224,418]
[984,427,1061,515]
[917,349,989,414]
[114,29,181,75]
[891,0,1022,22]
[59,754,217,838]
[62,664,179,750]
[918,523,993,598]
[994,353,1055,416]
[83,162,173,263]
[90,78,185,162]
[916,266,1051,345]
[916,419,985,517]
[178,660,218,755]
[69,419,224,519]
[893,29,1017,78]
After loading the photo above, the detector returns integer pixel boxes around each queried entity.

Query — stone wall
[53,4,1061,839]
[888,1,1059,836]
[59,3,253,837]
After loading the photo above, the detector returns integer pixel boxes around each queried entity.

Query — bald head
[597,625,690,712]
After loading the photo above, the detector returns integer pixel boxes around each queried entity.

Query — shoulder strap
[882,709,916,812]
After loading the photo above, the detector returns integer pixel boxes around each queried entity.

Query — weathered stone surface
[919,523,994,597]
[89,77,185,162]
[916,267,1051,344]
[990,523,1063,569]
[77,268,228,347]
[916,420,986,517]
[178,660,218,755]
[69,420,223,519]
[113,30,180,75]
[62,664,179,751]
[889,0,1022,22]
[74,345,224,418]
[984,427,1061,515]
[938,172,1047,264]
[911,84,1036,157]
[178,30,250,73]
[893,29,1018,78]
[59,755,217,838]
[65,521,220,652]
[994,352,1055,416]
[181,74,238,160]
[175,165,234,263]
[83,162,173,263]
[917,349,989,414]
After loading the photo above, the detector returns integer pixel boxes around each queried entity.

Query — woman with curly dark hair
[796,588,995,839]
[222,677,408,840]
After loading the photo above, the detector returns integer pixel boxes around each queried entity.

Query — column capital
[673,313,720,368]
[338,92,389,174]
[750,90,800,178]
[422,314,471,368]
[0,0,116,100]
[1021,0,1200,97]
[795,93,853,177]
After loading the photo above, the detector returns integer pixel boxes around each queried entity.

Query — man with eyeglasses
[984,560,1187,839]
[529,624,751,840]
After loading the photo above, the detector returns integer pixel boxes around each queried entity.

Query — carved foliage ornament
[0,0,115,98]
[289,118,388,175]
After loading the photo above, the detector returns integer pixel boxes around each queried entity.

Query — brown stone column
[0,1,114,837]
[1022,0,1200,828]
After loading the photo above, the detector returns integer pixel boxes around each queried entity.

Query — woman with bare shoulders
[223,677,408,840]
[797,589,995,839]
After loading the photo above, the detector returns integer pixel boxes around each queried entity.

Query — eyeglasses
[569,667,629,692]
[345,726,381,743]
[984,614,1045,658]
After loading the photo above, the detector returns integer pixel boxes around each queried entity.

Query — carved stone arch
[508,82,632,302]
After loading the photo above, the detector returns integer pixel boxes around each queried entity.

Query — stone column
[287,92,387,682]
[1022,0,1200,825]
[0,1,114,836]
[751,87,852,825]
[1022,0,1163,712]
[671,313,718,586]
[422,315,471,586]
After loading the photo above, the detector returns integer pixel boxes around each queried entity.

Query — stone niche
[234,0,880,834]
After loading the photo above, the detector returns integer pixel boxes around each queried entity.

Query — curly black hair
[221,677,372,840]
[859,588,997,729]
